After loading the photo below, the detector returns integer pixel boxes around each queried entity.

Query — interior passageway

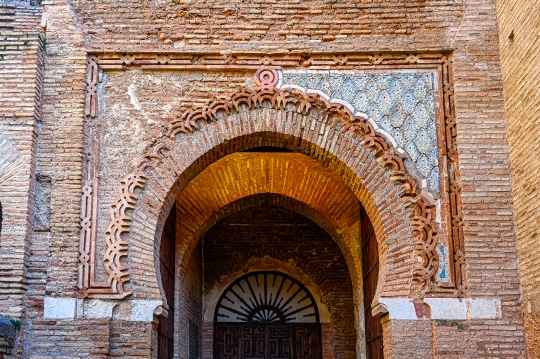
[157,151,382,359]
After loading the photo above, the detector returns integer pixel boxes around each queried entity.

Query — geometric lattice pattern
[281,71,440,193]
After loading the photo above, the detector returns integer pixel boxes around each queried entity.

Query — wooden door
[361,207,384,359]
[268,326,293,359]
[215,325,241,359]
[214,324,320,359]
[158,207,176,359]
[294,325,320,359]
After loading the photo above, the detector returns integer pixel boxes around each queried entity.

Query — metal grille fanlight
[215,272,319,323]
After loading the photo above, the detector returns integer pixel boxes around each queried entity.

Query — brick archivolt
[125,103,426,300]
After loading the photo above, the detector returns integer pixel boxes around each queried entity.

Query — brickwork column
[0,3,43,322]
[450,0,527,356]
[496,0,540,355]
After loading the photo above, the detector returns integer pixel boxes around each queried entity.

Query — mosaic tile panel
[280,71,440,193]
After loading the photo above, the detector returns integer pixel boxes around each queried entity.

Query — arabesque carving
[78,174,146,299]
[102,172,148,297]
[77,181,94,290]
[79,51,466,298]
[84,56,99,118]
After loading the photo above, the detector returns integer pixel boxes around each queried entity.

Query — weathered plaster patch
[0,127,24,186]
[32,175,51,231]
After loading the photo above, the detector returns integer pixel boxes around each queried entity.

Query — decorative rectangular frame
[79,50,464,299]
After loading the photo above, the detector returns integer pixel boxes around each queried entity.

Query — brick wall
[496,0,540,356]
[0,6,44,359]
[20,0,108,356]
[68,0,466,50]
[0,0,43,323]
[1,0,530,357]
[443,0,526,356]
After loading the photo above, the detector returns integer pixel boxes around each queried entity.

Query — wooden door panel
[268,326,293,359]
[158,207,176,359]
[294,325,320,359]
[214,324,320,359]
[215,326,241,359]
[241,326,266,359]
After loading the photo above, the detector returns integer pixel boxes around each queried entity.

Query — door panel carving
[242,326,266,359]
[215,326,241,359]
[268,326,293,359]
[215,324,320,359]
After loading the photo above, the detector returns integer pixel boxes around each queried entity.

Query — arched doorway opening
[98,70,448,359]
[156,149,384,359]
[214,271,321,359]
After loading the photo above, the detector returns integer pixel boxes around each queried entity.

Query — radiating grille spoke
[215,272,319,323]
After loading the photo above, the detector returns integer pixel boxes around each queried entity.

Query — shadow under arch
[196,197,338,323]
[176,192,355,317]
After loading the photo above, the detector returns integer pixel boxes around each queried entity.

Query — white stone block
[469,298,501,319]
[43,297,76,320]
[425,298,467,320]
[378,298,419,320]
[84,299,117,319]
[129,300,163,322]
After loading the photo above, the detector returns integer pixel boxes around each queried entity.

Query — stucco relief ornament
[78,173,147,299]
[103,173,148,294]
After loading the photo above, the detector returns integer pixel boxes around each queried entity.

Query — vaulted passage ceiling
[176,151,361,237]
[174,152,364,289]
